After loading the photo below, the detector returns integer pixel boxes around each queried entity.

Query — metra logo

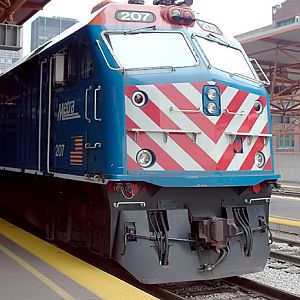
[57,100,81,121]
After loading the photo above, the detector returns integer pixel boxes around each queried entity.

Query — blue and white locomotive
[0,0,279,283]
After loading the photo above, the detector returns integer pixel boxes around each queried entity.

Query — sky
[22,0,283,55]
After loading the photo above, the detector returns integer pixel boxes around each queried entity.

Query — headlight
[207,88,218,101]
[203,85,221,116]
[171,9,182,22]
[131,91,148,107]
[255,152,265,168]
[207,102,218,114]
[136,149,155,168]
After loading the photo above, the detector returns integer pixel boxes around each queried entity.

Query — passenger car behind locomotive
[0,0,279,283]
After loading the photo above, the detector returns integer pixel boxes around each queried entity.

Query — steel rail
[270,250,300,266]
[272,236,300,247]
[225,276,300,300]
[272,190,300,198]
[145,286,186,300]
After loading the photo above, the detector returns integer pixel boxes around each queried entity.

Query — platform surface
[270,195,300,221]
[269,182,300,234]
[0,219,158,300]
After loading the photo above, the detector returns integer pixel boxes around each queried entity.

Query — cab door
[79,40,103,174]
[50,43,87,175]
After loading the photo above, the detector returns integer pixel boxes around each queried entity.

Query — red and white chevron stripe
[125,82,272,172]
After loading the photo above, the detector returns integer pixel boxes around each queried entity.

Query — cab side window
[65,44,77,85]
[81,43,93,79]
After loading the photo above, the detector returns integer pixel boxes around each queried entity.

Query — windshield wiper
[124,25,156,35]
[206,33,230,47]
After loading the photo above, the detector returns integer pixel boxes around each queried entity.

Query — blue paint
[0,17,279,187]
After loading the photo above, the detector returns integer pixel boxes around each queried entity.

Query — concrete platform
[270,183,300,234]
[0,219,157,300]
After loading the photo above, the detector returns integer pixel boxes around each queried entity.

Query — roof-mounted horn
[153,0,193,6]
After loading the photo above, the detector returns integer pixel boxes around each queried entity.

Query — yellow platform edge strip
[0,219,158,300]
[282,185,300,189]
[269,216,300,228]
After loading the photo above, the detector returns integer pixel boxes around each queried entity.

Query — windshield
[194,35,256,79]
[104,31,197,69]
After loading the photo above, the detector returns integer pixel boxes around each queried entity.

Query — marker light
[255,152,265,168]
[253,100,264,114]
[207,88,218,101]
[136,149,155,168]
[131,91,148,107]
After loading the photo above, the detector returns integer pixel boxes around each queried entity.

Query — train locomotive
[0,0,279,284]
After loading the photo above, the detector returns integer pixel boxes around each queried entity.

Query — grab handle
[85,85,92,123]
[94,85,102,122]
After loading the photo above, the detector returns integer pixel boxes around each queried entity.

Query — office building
[30,16,77,51]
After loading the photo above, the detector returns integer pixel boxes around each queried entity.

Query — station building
[237,0,300,181]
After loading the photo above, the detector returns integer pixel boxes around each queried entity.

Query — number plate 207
[115,10,156,23]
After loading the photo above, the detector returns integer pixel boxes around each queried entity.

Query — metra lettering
[57,100,81,121]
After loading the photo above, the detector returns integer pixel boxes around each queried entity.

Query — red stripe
[264,157,272,171]
[214,90,250,141]
[190,81,206,93]
[170,133,216,169]
[239,124,269,171]
[127,117,184,170]
[126,87,216,169]
[216,101,268,170]
[125,84,270,171]
[217,83,227,94]
[127,155,143,170]
[156,84,216,141]
[156,84,249,143]
[216,144,235,171]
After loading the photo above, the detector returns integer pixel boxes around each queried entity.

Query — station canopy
[0,0,51,24]
[238,22,300,135]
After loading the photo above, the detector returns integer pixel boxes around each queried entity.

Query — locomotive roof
[1,7,102,77]
[1,2,235,77]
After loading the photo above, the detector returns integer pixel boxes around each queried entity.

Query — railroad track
[270,235,300,266]
[272,187,300,198]
[145,276,300,300]
[272,236,300,247]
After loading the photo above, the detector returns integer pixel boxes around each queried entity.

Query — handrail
[47,56,55,174]
[225,131,271,145]
[169,106,201,113]
[95,39,122,72]
[38,59,47,172]
[223,109,246,116]
[250,58,271,86]
[94,85,102,122]
[128,128,201,143]
[85,85,92,123]
[85,142,101,149]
